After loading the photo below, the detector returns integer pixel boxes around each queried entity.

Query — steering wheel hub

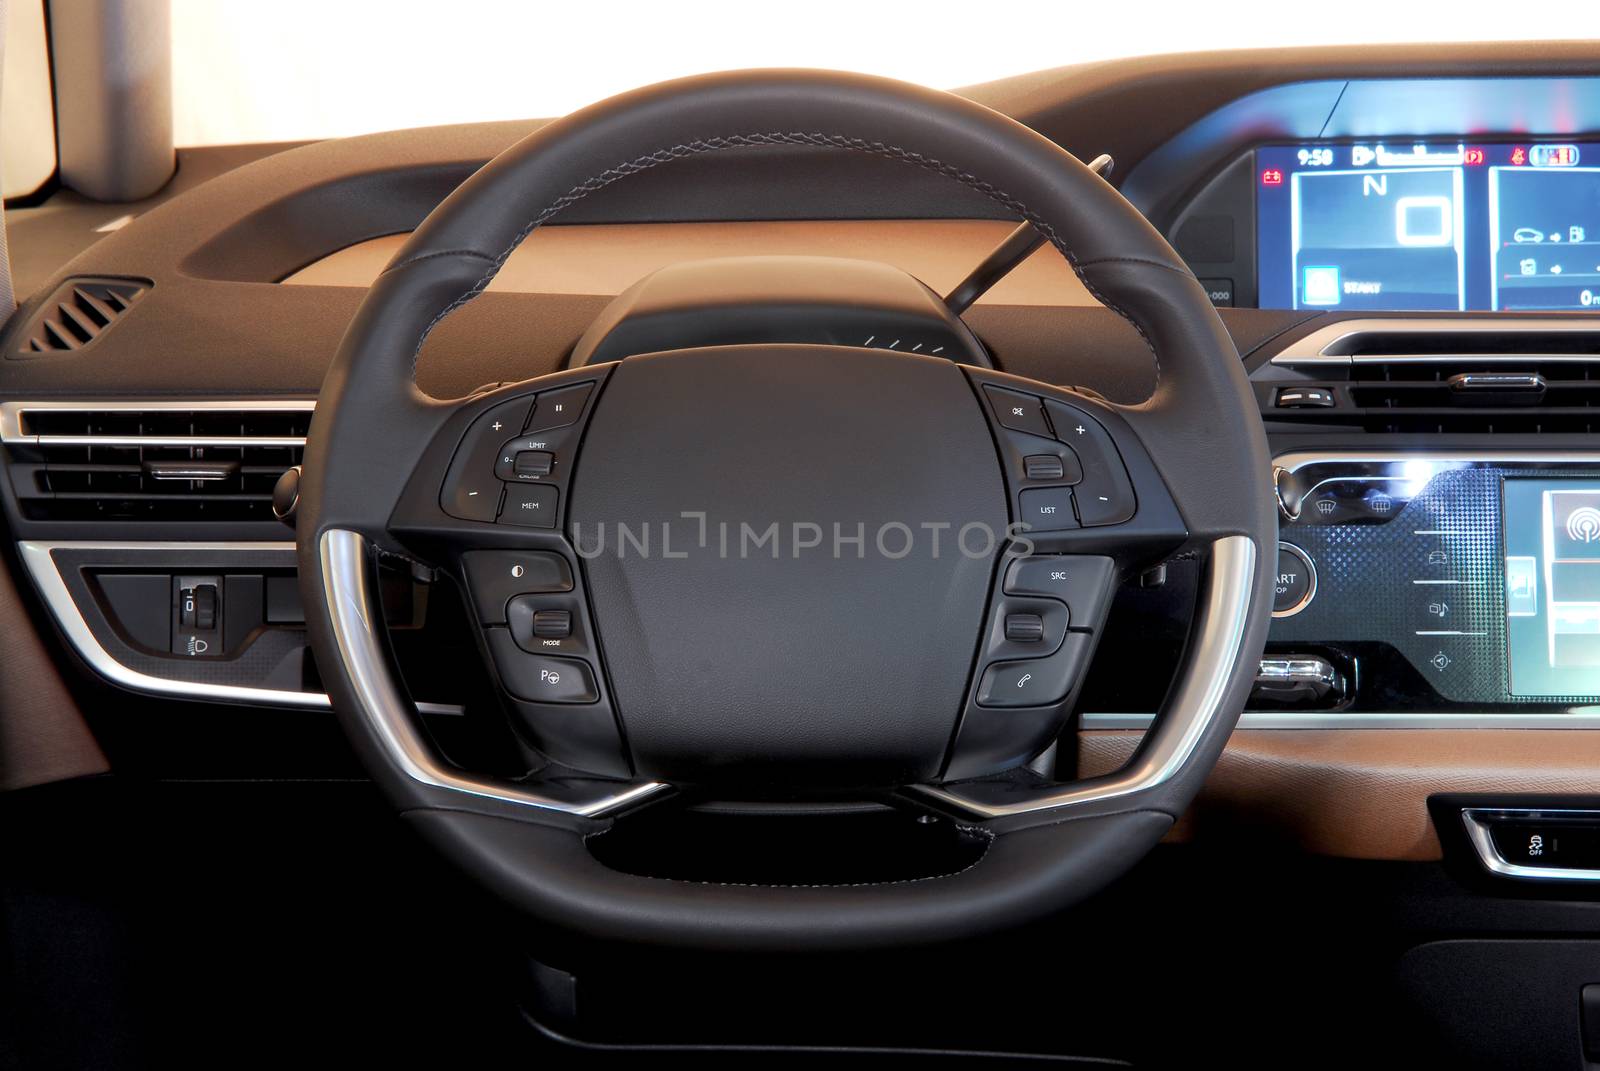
[570,344,1005,789]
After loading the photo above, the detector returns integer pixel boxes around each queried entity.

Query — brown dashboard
[281,219,1094,306]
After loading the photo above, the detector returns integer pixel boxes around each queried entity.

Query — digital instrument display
[1257,142,1600,311]
[1504,479,1600,697]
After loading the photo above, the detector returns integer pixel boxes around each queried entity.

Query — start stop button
[1273,543,1316,617]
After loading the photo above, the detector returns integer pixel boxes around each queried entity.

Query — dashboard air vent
[16,278,150,353]
[1,402,313,522]
[1265,320,1600,433]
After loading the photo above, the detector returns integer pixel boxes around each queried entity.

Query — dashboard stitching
[1073,256,1194,274]
[388,131,1165,385]
[388,247,497,267]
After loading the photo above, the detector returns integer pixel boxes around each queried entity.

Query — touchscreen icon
[1506,555,1538,617]
[1568,506,1600,544]
[1302,265,1341,306]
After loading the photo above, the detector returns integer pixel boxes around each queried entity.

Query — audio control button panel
[977,383,1138,534]
[945,554,1117,779]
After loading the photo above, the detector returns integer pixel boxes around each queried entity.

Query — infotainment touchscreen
[1504,479,1600,697]
[1257,142,1600,312]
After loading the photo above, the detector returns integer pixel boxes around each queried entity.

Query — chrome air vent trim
[0,399,316,445]
[1272,318,1600,366]
[2,400,317,522]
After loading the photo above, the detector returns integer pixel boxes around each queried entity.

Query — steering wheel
[298,69,1275,952]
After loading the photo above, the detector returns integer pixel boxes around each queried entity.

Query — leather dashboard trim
[1079,728,1600,862]
[0,553,107,791]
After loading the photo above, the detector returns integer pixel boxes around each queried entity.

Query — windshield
[167,0,1594,145]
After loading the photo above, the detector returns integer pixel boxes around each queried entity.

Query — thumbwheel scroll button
[1004,613,1045,642]
[531,609,573,638]
[514,450,555,478]
[1023,454,1073,482]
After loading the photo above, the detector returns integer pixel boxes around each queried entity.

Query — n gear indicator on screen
[1288,163,1465,310]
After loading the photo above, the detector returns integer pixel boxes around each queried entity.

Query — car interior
[9,5,1600,1068]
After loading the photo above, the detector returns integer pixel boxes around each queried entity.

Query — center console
[1272,454,1600,708]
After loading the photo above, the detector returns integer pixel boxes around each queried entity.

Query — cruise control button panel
[439,397,530,521]
[437,378,599,528]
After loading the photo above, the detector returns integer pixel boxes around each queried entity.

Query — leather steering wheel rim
[297,69,1277,951]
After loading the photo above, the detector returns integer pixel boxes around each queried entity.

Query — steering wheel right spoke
[907,532,1259,831]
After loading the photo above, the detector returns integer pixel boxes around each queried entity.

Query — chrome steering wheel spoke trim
[319,527,669,818]
[907,534,1257,820]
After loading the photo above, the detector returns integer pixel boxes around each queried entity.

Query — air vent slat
[13,278,150,354]
[40,319,81,351]
[3,403,312,523]
[56,300,100,341]
[70,286,117,326]
[1266,322,1600,434]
